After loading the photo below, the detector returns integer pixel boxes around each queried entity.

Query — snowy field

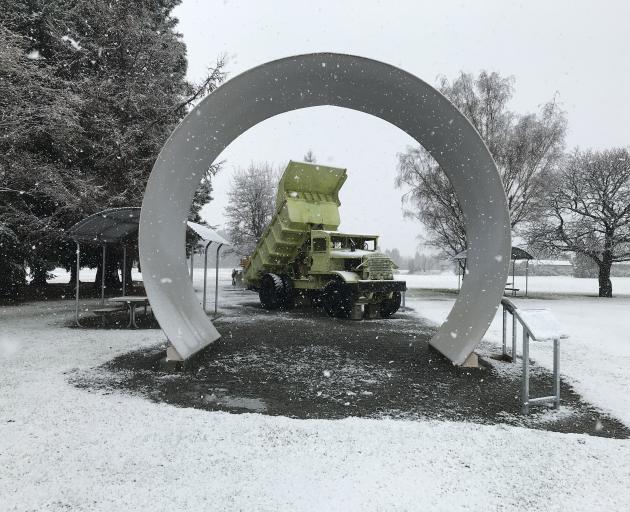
[402,272,630,297]
[2,270,630,510]
[411,295,630,427]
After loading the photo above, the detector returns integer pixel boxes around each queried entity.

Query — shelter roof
[68,207,140,244]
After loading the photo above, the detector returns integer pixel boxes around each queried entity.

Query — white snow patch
[61,35,82,50]
[27,49,43,60]
[1,271,629,510]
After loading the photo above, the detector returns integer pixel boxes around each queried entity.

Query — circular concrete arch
[139,53,511,364]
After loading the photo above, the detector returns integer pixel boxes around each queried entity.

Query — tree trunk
[30,260,48,287]
[598,254,613,298]
[93,249,121,293]
[105,255,121,291]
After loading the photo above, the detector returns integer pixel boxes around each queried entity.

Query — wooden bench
[90,306,126,325]
[91,306,125,315]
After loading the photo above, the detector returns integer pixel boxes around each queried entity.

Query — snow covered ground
[402,272,630,296]
[2,271,630,510]
[410,294,630,427]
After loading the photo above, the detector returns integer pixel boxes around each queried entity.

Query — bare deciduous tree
[526,148,630,297]
[303,150,317,163]
[225,163,278,256]
[396,71,567,256]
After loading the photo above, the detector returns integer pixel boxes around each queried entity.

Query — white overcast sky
[173,0,630,256]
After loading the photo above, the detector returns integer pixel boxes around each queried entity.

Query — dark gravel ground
[71,286,630,439]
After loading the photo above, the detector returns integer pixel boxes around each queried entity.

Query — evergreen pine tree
[0,1,225,295]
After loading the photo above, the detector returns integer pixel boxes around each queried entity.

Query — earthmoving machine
[242,161,406,319]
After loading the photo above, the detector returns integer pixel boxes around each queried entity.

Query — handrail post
[521,329,530,414]
[553,337,561,409]
[512,311,517,362]
[502,305,507,358]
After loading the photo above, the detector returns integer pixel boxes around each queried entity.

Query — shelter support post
[101,244,106,306]
[203,241,213,312]
[190,250,194,281]
[214,243,223,317]
[75,242,81,326]
[122,245,127,297]
[525,260,529,296]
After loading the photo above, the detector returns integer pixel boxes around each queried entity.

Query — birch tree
[396,71,566,256]
[225,163,278,256]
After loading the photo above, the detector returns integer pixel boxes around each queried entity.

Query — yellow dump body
[243,161,347,286]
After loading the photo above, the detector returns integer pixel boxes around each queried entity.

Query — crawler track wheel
[379,291,402,318]
[259,273,287,310]
[322,279,355,318]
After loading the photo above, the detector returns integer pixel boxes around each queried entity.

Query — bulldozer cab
[309,230,381,273]
[310,231,379,253]
[330,234,378,252]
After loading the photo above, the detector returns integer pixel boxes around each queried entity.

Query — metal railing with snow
[501,297,567,414]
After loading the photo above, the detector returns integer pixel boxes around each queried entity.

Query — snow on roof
[187,221,231,246]
[68,207,140,244]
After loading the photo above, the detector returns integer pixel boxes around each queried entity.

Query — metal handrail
[500,298,561,414]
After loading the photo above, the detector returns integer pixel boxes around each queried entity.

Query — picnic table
[504,281,520,296]
[107,296,149,328]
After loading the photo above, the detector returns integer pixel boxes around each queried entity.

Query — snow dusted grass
[2,272,630,510]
